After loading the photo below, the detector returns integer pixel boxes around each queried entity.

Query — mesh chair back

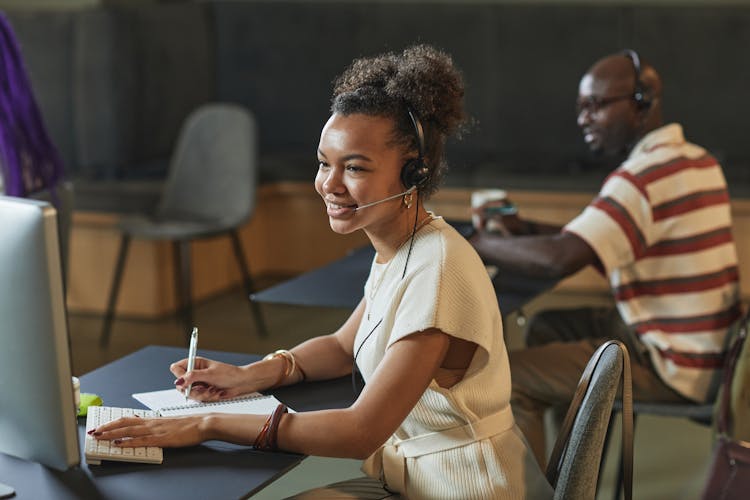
[157,103,257,229]
[549,341,628,499]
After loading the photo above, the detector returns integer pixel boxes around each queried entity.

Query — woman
[92,45,552,499]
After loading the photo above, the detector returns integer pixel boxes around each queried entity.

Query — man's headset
[622,49,652,110]
[401,109,430,189]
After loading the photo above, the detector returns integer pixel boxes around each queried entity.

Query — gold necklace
[366,213,435,316]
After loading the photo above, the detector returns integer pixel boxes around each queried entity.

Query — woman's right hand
[170,357,259,401]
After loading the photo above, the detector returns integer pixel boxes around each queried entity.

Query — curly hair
[331,44,466,197]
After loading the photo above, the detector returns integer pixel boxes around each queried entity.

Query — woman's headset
[352,108,431,396]
[401,109,430,189]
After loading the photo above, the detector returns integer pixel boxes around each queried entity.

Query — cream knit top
[356,216,552,500]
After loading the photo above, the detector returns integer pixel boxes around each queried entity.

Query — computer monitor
[0,196,80,471]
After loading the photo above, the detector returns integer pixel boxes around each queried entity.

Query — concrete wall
[5,4,214,179]
[5,2,750,198]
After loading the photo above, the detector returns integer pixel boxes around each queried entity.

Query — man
[471,50,742,465]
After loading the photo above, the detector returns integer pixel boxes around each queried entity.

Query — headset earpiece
[401,109,430,189]
[400,159,429,189]
[622,49,652,110]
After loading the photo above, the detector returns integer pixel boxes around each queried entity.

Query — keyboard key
[85,406,163,465]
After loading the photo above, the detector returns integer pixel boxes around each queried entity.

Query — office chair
[604,313,750,499]
[605,400,712,500]
[547,340,633,500]
[30,180,74,286]
[100,103,267,346]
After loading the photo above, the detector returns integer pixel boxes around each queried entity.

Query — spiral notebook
[132,388,293,416]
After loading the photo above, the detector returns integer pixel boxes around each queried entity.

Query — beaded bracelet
[253,403,288,451]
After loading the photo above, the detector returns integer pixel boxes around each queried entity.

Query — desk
[253,228,556,314]
[0,346,355,500]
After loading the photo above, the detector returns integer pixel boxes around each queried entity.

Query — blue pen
[185,327,199,401]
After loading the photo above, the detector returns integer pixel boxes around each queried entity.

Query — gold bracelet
[286,350,307,381]
[273,350,307,382]
[263,349,296,388]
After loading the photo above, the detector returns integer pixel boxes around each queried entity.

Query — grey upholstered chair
[606,400,712,500]
[604,315,749,499]
[547,340,633,500]
[100,103,267,346]
[30,181,74,286]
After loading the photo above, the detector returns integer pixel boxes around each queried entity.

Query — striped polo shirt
[565,123,741,402]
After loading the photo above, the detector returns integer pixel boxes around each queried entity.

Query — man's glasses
[576,94,634,115]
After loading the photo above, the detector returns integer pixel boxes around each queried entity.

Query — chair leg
[614,413,638,500]
[100,235,131,347]
[173,240,194,344]
[229,230,268,337]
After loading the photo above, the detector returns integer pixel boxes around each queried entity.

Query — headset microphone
[353,186,416,211]
[351,108,428,396]
[354,109,427,213]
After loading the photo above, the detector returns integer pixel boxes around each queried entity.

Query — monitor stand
[0,481,14,498]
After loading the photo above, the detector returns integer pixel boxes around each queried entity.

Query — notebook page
[132,388,291,416]
[132,388,221,410]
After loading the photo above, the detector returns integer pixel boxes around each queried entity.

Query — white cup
[471,189,514,232]
[72,376,80,415]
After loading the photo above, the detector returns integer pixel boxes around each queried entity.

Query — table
[0,346,354,500]
[252,223,556,314]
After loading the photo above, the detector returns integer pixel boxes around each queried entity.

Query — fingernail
[219,390,227,397]
[87,429,96,435]
[93,431,102,436]
[113,439,121,445]
[174,377,184,385]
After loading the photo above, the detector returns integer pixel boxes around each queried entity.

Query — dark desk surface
[0,346,355,500]
[253,228,556,314]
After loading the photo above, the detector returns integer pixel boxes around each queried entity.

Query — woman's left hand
[89,415,208,448]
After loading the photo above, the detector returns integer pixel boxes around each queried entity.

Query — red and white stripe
[565,124,741,402]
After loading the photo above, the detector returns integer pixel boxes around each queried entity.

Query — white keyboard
[85,406,163,465]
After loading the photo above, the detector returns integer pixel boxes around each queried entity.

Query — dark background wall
[6,1,750,197]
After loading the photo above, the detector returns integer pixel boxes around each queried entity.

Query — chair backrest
[718,314,750,440]
[29,181,74,282]
[156,103,258,229]
[547,340,633,500]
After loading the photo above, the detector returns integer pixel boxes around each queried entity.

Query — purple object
[0,12,64,199]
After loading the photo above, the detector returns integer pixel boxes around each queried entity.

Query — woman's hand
[170,357,258,401]
[89,415,208,448]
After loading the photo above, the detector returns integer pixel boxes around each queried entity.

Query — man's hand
[473,198,532,236]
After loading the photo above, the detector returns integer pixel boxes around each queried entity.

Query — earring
[403,190,413,209]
